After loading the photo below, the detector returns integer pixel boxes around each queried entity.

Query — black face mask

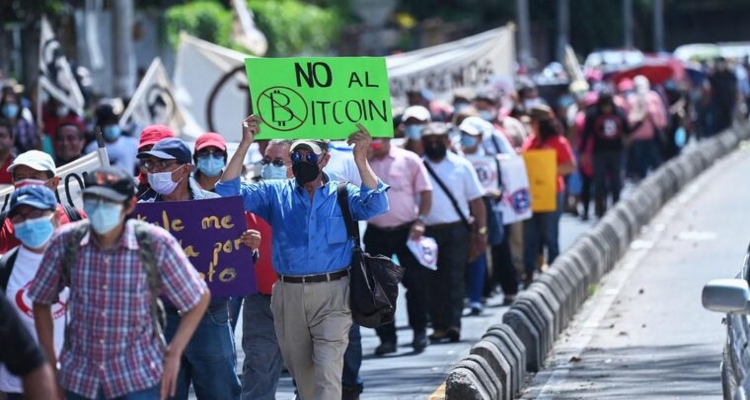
[424,143,447,160]
[292,162,321,186]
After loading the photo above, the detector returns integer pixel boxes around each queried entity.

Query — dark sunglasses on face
[260,158,286,167]
[290,151,320,164]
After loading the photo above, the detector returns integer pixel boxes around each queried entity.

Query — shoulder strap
[336,182,361,247]
[422,161,471,230]
[62,204,83,222]
[490,134,502,154]
[132,220,165,345]
[0,210,7,231]
[0,246,21,293]
[62,222,90,286]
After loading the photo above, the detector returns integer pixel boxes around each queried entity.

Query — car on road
[703,247,750,400]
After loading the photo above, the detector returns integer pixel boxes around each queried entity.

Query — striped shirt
[28,219,207,399]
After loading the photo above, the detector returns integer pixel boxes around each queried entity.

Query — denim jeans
[241,294,283,400]
[466,253,487,304]
[342,323,364,391]
[164,302,241,400]
[65,386,159,400]
[630,139,661,180]
[523,193,564,276]
[229,296,243,333]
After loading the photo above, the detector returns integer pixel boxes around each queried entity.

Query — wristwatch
[478,226,488,235]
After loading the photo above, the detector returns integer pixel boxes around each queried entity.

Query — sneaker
[429,328,448,342]
[412,330,428,352]
[469,302,483,316]
[375,341,397,356]
[446,326,461,342]
[502,295,517,306]
[342,385,363,400]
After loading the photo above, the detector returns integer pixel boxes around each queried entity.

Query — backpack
[61,220,166,348]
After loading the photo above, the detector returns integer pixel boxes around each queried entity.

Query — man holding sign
[216,114,389,400]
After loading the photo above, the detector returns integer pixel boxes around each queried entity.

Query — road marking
[428,383,446,400]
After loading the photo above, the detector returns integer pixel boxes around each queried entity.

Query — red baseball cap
[195,132,227,152]
[138,125,175,151]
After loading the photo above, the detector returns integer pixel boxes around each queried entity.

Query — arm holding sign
[345,124,390,220]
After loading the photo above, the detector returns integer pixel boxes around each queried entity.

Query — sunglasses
[196,149,225,159]
[290,151,320,164]
[260,158,286,167]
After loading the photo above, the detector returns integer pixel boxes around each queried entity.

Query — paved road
[522,146,750,399]
[229,187,607,399]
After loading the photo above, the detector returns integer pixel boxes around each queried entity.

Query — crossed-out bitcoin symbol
[257,86,308,131]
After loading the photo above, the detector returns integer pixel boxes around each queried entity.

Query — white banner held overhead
[39,16,85,115]
[120,58,186,134]
[386,26,515,108]
[0,149,110,212]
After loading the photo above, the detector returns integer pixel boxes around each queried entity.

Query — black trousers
[487,226,519,297]
[364,223,431,342]
[425,223,470,331]
[593,150,623,217]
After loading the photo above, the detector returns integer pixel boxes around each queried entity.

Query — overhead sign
[245,57,393,139]
[134,196,257,298]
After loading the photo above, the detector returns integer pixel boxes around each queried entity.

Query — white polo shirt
[423,151,485,225]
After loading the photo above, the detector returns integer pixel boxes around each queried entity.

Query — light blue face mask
[14,215,54,249]
[197,155,225,178]
[478,110,496,122]
[460,134,480,149]
[260,164,288,180]
[84,199,124,235]
[404,125,424,140]
[103,125,122,141]
[2,104,19,119]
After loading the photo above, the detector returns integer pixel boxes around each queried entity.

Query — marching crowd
[0,54,746,400]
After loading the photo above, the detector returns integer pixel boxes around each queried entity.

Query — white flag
[39,16,85,115]
[120,58,186,134]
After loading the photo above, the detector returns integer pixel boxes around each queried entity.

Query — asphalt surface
[522,146,750,399]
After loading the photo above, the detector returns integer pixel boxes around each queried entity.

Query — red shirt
[0,156,13,185]
[0,204,87,253]
[245,212,276,295]
[522,134,575,193]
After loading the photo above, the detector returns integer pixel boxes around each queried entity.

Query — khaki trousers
[271,277,352,400]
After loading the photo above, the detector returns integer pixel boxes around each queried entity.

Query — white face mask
[148,165,185,195]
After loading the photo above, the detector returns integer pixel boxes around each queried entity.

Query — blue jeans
[342,323,363,391]
[241,294,283,400]
[65,386,159,400]
[467,253,488,304]
[164,302,241,400]
[229,296,243,333]
[524,193,564,276]
[630,139,661,180]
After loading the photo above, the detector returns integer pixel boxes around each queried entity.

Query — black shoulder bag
[336,183,405,328]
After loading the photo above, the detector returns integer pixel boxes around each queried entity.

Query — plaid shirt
[28,220,207,399]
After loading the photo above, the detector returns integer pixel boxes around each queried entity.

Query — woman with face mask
[193,132,228,191]
[0,90,39,154]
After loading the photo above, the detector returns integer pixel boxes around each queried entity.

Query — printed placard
[134,196,257,297]
[522,149,557,213]
[465,155,500,191]
[245,57,393,139]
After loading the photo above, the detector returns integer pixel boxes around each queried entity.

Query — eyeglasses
[196,150,225,159]
[290,151,320,164]
[260,158,286,167]
[10,209,52,224]
[140,159,182,172]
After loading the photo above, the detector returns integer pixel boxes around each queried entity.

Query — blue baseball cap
[9,185,57,216]
[136,138,192,164]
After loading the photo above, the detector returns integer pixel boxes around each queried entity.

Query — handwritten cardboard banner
[245,57,393,140]
[134,196,257,297]
[522,149,557,213]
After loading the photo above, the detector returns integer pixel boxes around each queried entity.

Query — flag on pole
[119,58,186,134]
[39,16,85,115]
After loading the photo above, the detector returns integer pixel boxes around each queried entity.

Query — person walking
[216,116,389,400]
[29,166,210,400]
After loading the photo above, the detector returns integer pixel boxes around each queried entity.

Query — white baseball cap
[402,106,431,123]
[8,150,57,176]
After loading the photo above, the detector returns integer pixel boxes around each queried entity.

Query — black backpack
[336,183,405,328]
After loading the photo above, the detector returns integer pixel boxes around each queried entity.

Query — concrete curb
[444,123,750,399]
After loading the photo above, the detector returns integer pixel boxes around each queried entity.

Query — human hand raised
[347,124,373,162]
[241,115,262,146]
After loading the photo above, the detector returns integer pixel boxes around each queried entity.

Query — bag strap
[61,222,90,352]
[422,161,471,230]
[62,204,82,222]
[0,246,21,293]
[133,220,165,346]
[336,182,361,248]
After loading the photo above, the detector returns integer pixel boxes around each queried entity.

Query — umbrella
[608,57,685,86]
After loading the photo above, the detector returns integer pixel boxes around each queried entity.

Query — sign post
[245,57,393,139]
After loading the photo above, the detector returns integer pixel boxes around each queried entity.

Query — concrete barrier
[446,122,750,399]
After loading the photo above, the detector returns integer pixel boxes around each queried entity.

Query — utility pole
[653,0,665,52]
[556,0,570,63]
[111,0,134,97]
[517,0,532,69]
[623,0,634,48]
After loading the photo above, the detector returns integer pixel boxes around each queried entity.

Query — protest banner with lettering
[120,58,186,134]
[497,155,532,224]
[134,196,257,297]
[0,147,110,213]
[40,16,85,115]
[522,149,557,213]
[244,57,393,139]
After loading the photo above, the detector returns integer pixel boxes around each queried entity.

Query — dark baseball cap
[9,185,57,216]
[137,138,192,164]
[83,167,136,202]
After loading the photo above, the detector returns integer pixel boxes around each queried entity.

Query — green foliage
[248,0,343,56]
[165,1,233,49]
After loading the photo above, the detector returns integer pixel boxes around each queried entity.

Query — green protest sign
[245,57,393,140]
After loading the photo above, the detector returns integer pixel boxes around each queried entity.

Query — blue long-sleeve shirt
[215,175,389,276]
